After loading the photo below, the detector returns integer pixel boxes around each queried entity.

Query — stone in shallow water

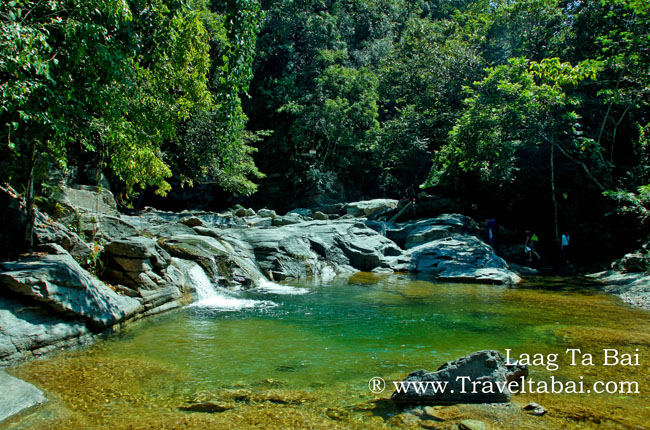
[391,350,513,404]
[179,401,235,413]
[523,402,547,416]
[458,419,487,430]
[0,371,46,422]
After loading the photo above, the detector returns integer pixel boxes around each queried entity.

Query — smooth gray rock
[178,216,205,227]
[272,214,304,226]
[79,213,139,242]
[257,208,277,219]
[408,236,520,285]
[104,237,170,270]
[287,208,313,218]
[391,350,513,404]
[141,211,246,230]
[313,211,329,220]
[142,223,198,238]
[160,233,263,287]
[375,214,477,249]
[53,185,119,217]
[458,419,487,430]
[593,270,650,310]
[229,220,404,280]
[0,296,91,365]
[244,217,274,228]
[0,371,46,422]
[345,199,399,217]
[0,254,141,329]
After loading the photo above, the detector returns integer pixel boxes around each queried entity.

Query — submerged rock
[0,371,46,422]
[391,350,514,404]
[458,419,487,430]
[179,401,235,413]
[523,402,547,416]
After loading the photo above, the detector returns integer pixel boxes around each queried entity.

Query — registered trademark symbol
[368,377,386,394]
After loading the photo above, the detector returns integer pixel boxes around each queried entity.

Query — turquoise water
[6,273,650,429]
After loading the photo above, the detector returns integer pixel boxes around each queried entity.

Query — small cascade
[174,259,275,310]
[256,278,309,295]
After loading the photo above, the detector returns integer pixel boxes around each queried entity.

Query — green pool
[5,273,650,429]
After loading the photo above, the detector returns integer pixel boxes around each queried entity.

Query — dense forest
[2,0,649,266]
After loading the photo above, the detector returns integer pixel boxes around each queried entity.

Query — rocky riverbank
[1,185,646,423]
[0,187,521,370]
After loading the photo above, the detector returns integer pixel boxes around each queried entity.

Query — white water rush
[256,278,309,295]
[180,260,275,311]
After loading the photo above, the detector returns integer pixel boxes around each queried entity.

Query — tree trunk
[23,142,37,252]
[550,137,559,246]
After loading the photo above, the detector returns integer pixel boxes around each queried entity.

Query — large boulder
[0,296,91,365]
[79,213,139,242]
[0,371,47,422]
[345,199,399,218]
[257,209,277,219]
[102,237,185,311]
[379,214,478,249]
[227,220,405,280]
[408,236,521,285]
[159,233,264,287]
[0,254,141,329]
[272,214,304,226]
[31,211,93,263]
[391,350,515,404]
[593,270,650,310]
[53,184,120,218]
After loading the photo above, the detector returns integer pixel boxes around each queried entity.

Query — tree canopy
[3,0,650,258]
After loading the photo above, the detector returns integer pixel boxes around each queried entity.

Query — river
[5,272,650,429]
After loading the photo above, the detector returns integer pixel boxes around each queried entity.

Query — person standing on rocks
[524,231,541,262]
[485,218,497,246]
[561,232,570,262]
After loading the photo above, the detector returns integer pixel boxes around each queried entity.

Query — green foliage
[283,64,380,166]
[1,0,265,206]
[428,57,599,188]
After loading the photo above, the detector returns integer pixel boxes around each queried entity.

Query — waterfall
[173,259,275,310]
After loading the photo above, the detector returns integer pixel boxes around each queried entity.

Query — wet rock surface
[0,296,91,365]
[1,191,522,369]
[592,270,650,310]
[0,370,46,422]
[391,350,518,405]
[0,254,141,329]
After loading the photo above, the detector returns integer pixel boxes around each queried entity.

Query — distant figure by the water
[524,231,541,262]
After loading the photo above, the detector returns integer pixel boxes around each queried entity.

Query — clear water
[6,273,650,429]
